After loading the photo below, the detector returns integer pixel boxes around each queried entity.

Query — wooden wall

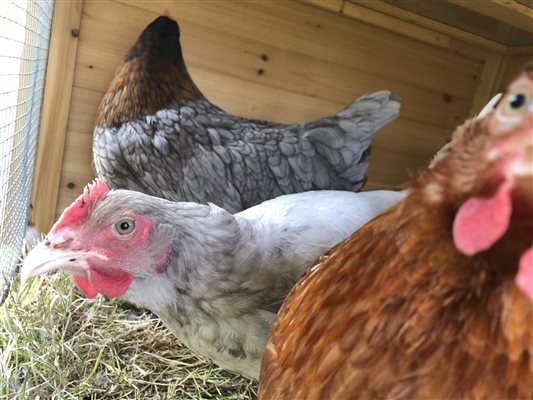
[30,0,532,232]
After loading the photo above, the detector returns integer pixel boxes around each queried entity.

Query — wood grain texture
[34,0,494,226]
[30,0,83,233]
[449,0,533,35]
[379,0,533,47]
[349,0,507,54]
[469,54,504,117]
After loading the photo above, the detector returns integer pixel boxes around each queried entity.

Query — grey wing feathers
[93,92,399,211]
[300,90,400,191]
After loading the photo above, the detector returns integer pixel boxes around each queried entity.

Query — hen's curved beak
[20,238,106,283]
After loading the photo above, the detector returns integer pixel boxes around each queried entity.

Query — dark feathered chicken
[93,15,400,213]
[259,66,533,399]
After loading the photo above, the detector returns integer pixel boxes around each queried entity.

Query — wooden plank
[342,1,452,49]
[366,146,431,188]
[495,54,532,91]
[380,0,532,47]
[78,1,480,105]
[29,0,83,233]
[73,39,474,131]
[469,54,504,117]
[449,0,533,34]
[302,0,343,13]
[349,0,507,54]
[506,45,533,54]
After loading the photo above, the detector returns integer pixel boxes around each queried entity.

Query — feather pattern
[115,189,405,379]
[258,66,533,399]
[21,187,405,379]
[93,16,400,212]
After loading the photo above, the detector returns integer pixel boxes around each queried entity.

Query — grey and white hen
[21,180,405,379]
[93,15,400,212]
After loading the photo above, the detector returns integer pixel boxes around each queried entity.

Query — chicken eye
[114,218,135,235]
[502,88,531,116]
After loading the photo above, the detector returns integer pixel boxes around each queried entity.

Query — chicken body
[93,16,400,213]
[21,184,404,379]
[259,68,533,398]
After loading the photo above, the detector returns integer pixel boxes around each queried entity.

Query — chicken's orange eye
[501,87,531,117]
[114,218,136,235]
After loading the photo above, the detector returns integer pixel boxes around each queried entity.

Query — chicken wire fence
[0,0,53,303]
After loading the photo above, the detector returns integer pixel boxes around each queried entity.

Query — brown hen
[259,66,533,399]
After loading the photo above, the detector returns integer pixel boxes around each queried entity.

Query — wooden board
[379,0,533,46]
[31,0,506,228]
[29,0,83,233]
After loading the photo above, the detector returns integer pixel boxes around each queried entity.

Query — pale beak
[20,239,107,283]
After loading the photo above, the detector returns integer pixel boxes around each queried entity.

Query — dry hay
[0,260,257,399]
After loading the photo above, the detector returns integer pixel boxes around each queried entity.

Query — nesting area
[1,246,257,399]
[0,1,532,399]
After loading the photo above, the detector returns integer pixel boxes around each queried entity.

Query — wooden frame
[29,0,83,233]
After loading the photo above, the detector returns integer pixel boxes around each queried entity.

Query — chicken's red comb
[52,179,110,234]
[162,9,171,17]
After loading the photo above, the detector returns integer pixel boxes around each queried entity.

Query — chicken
[259,67,533,398]
[429,92,503,168]
[20,181,404,379]
[93,15,400,213]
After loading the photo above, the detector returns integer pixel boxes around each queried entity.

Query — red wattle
[69,266,132,299]
[88,266,133,298]
[453,179,513,256]
[71,274,99,299]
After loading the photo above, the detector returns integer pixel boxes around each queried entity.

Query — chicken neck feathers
[263,189,533,398]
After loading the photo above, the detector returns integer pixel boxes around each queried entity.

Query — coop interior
[1,0,532,399]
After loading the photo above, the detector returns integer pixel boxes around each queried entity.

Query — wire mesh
[0,0,54,303]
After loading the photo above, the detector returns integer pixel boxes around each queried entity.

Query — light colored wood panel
[108,0,482,98]
[65,86,102,135]
[30,0,83,233]
[57,171,94,216]
[75,0,478,125]
[372,119,452,157]
[190,69,473,131]
[366,146,430,187]
[74,34,473,132]
[446,38,495,62]
[303,0,343,13]
[57,127,94,215]
[496,55,532,91]
[60,130,93,176]
[469,54,504,117]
